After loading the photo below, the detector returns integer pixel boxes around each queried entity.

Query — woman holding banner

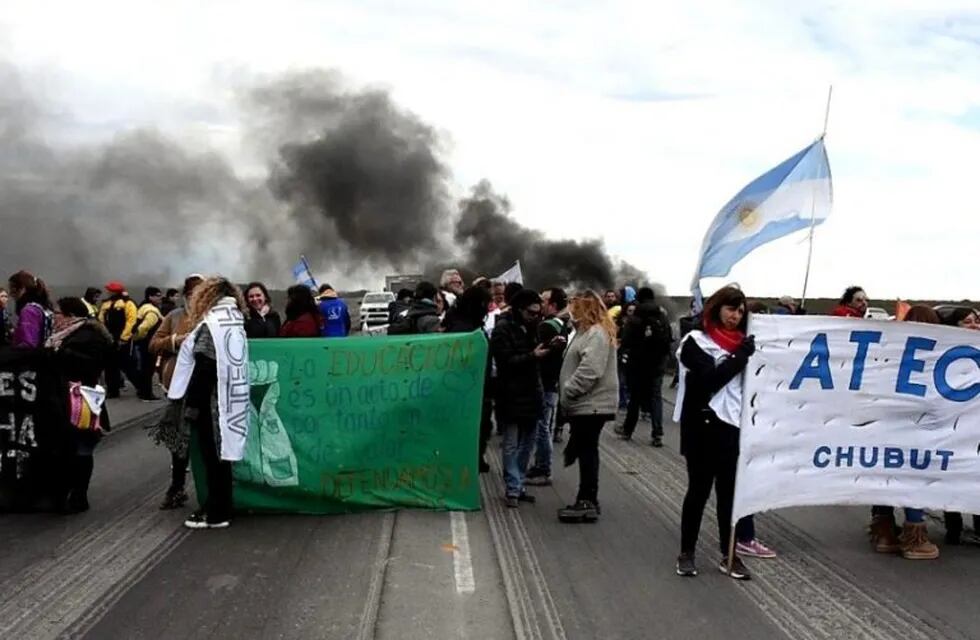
[867,305,942,559]
[674,286,755,580]
[168,277,249,530]
[831,286,868,318]
[556,290,618,523]
[939,307,980,546]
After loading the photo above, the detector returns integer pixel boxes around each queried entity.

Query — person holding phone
[526,288,569,486]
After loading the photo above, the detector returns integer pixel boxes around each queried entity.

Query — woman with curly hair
[168,277,249,530]
[557,290,619,523]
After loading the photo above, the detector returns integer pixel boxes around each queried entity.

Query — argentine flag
[691,137,832,302]
[291,257,317,289]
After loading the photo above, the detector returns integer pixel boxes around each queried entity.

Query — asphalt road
[3,386,980,640]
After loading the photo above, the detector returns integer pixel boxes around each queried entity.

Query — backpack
[103,300,128,340]
[636,310,672,361]
[387,311,417,336]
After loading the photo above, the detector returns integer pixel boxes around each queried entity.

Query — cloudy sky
[2,1,978,299]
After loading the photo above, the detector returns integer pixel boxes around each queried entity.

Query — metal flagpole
[799,85,833,308]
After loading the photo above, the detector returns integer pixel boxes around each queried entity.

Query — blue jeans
[529,392,558,476]
[502,420,536,497]
[872,505,925,523]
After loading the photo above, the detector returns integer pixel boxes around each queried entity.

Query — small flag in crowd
[495,261,524,285]
[292,256,317,289]
[691,137,833,305]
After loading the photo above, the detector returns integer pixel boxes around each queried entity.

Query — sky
[1,0,979,299]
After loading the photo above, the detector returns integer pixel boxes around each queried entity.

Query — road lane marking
[450,511,476,594]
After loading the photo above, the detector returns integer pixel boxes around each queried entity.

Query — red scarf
[704,318,745,354]
[831,304,862,318]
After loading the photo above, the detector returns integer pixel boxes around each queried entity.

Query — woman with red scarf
[673,286,756,580]
[831,286,868,318]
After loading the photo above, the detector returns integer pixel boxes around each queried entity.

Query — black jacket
[442,309,492,389]
[620,302,672,377]
[245,309,282,339]
[390,300,441,335]
[537,316,567,392]
[57,321,115,387]
[490,312,542,423]
[677,337,748,456]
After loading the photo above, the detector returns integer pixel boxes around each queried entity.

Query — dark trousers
[620,369,663,438]
[106,343,139,397]
[133,340,156,398]
[195,406,233,523]
[168,452,189,494]
[680,418,739,555]
[945,512,980,537]
[735,515,755,543]
[567,415,607,504]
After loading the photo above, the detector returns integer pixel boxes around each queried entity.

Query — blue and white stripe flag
[291,256,317,289]
[691,137,832,305]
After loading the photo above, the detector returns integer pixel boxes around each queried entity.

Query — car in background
[359,291,396,329]
[865,307,891,320]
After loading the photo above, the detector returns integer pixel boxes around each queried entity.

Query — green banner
[195,331,486,514]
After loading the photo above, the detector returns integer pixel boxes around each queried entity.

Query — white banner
[733,315,980,521]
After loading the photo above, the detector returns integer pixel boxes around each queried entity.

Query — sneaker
[676,552,698,577]
[558,500,599,523]
[517,492,536,504]
[869,515,901,553]
[650,436,664,448]
[505,496,520,509]
[900,523,939,560]
[525,475,552,486]
[184,510,209,529]
[206,519,231,529]
[159,489,189,511]
[719,556,751,580]
[736,539,777,559]
[613,425,632,441]
[139,394,161,402]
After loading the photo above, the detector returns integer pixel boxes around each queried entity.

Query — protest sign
[196,331,487,514]
[0,348,70,510]
[733,315,980,521]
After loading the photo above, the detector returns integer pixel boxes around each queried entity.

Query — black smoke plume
[2,64,650,292]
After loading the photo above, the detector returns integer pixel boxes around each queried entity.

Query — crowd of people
[3,269,979,580]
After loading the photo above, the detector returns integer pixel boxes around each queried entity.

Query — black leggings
[567,415,607,504]
[680,418,739,555]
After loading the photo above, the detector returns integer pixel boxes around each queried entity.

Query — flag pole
[301,254,318,289]
[799,85,833,308]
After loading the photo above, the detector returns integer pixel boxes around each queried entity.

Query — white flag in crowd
[495,261,524,285]
[733,315,980,521]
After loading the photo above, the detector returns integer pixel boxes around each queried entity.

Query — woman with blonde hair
[168,277,249,530]
[557,290,619,523]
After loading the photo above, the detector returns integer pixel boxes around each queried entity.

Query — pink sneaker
[735,539,777,559]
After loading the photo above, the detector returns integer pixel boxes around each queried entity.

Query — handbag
[69,382,106,433]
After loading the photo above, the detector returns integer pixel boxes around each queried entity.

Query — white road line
[450,511,476,594]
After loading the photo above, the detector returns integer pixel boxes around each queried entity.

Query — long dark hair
[939,306,978,327]
[840,286,865,305]
[453,286,492,326]
[285,285,321,322]
[8,270,52,312]
[701,286,748,332]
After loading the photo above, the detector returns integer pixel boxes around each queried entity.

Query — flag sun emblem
[737,204,760,229]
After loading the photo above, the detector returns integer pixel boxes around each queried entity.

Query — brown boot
[900,522,939,560]
[869,515,901,553]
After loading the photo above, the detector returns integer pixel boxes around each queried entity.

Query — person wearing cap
[133,287,165,401]
[98,281,140,398]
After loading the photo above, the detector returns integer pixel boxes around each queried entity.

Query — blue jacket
[318,297,351,337]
